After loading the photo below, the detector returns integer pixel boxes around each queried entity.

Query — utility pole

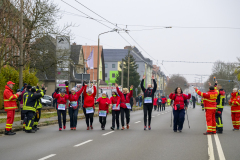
[121,59,124,88]
[19,0,23,88]
[127,50,130,88]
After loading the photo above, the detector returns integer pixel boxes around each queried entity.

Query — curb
[0,107,143,135]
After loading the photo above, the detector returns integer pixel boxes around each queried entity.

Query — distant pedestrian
[157,95,162,111]
[153,96,158,111]
[4,81,22,135]
[52,91,58,109]
[169,87,191,133]
[135,96,139,106]
[161,95,167,111]
[192,96,196,109]
[139,94,143,107]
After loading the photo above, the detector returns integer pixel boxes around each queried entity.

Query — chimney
[72,42,76,45]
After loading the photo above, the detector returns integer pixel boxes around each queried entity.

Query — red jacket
[153,98,158,106]
[161,97,167,104]
[3,85,19,111]
[229,92,240,113]
[110,96,121,110]
[116,87,133,109]
[83,85,96,108]
[53,91,69,109]
[66,85,84,106]
[195,89,218,109]
[96,97,110,113]
[169,93,191,110]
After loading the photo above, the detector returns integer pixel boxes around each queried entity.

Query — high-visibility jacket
[195,89,218,109]
[23,91,44,112]
[229,92,240,113]
[3,85,19,111]
[36,87,46,109]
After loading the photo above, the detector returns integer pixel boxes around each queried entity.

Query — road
[0,105,239,160]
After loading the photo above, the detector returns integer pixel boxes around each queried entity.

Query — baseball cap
[7,81,15,85]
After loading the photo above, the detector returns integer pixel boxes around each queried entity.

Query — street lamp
[97,29,117,98]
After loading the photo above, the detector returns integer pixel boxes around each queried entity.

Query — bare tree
[165,74,189,95]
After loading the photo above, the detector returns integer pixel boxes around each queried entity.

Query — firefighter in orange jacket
[3,81,22,135]
[194,86,218,135]
[229,88,240,131]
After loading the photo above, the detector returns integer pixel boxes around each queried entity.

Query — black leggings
[57,110,66,128]
[112,110,120,128]
[143,104,153,126]
[162,103,165,111]
[99,115,107,127]
[120,108,130,127]
[158,103,161,111]
[83,107,94,127]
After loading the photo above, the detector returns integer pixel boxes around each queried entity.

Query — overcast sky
[54,0,240,83]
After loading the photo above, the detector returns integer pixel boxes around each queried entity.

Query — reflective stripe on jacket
[3,85,19,111]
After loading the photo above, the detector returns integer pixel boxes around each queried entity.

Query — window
[105,73,107,77]
[112,73,115,78]
[105,63,108,68]
[112,64,115,68]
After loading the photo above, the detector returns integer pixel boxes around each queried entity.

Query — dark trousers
[21,108,25,120]
[34,109,41,126]
[53,100,57,109]
[173,109,185,131]
[216,111,223,132]
[99,115,107,127]
[120,107,130,127]
[193,102,196,108]
[158,103,161,111]
[24,111,35,131]
[83,107,94,127]
[57,110,66,128]
[112,110,120,128]
[162,103,166,111]
[154,105,157,111]
[130,103,133,111]
[69,107,79,128]
[143,104,153,126]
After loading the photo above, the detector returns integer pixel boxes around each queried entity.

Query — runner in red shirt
[110,90,120,130]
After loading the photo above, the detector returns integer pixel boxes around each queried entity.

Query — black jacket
[141,79,157,104]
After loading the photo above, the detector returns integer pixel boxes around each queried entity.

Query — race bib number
[126,103,131,109]
[58,104,65,110]
[99,110,107,117]
[86,107,94,114]
[112,104,120,110]
[144,97,152,103]
[70,101,78,107]
[159,100,162,102]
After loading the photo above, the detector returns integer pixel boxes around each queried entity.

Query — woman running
[110,90,120,130]
[53,88,69,131]
[153,96,158,111]
[96,91,110,130]
[83,84,96,130]
[157,95,162,112]
[169,87,191,132]
[65,81,84,130]
[115,83,133,130]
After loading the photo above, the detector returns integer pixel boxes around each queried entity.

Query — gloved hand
[217,111,221,114]
[56,88,60,93]
[65,81,69,86]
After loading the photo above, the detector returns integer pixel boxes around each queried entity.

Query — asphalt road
[0,105,239,160]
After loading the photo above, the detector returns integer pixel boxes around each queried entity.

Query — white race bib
[159,100,162,102]
[126,103,131,109]
[144,97,152,103]
[70,101,78,107]
[99,110,107,117]
[86,107,94,114]
[58,104,65,110]
[112,104,120,110]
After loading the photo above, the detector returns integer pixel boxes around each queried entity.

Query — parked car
[41,95,53,107]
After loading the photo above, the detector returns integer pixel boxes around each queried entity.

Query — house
[82,45,105,83]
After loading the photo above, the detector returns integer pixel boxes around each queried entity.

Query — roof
[103,49,143,62]
[71,45,82,64]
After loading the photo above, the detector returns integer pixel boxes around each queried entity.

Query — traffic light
[213,77,216,82]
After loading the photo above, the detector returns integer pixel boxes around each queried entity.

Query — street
[0,105,239,160]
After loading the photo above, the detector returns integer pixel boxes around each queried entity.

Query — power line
[60,0,113,29]
[162,60,239,64]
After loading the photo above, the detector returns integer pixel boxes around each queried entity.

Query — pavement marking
[157,114,160,116]
[74,140,93,147]
[214,134,226,160]
[152,116,155,117]
[38,154,56,160]
[102,131,115,136]
[135,121,141,123]
[161,113,165,114]
[207,135,215,160]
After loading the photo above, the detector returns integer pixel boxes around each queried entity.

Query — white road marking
[74,140,93,147]
[135,121,141,123]
[152,116,155,117]
[161,113,165,114]
[214,134,226,160]
[38,154,56,160]
[157,114,160,116]
[207,135,215,160]
[102,131,114,136]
